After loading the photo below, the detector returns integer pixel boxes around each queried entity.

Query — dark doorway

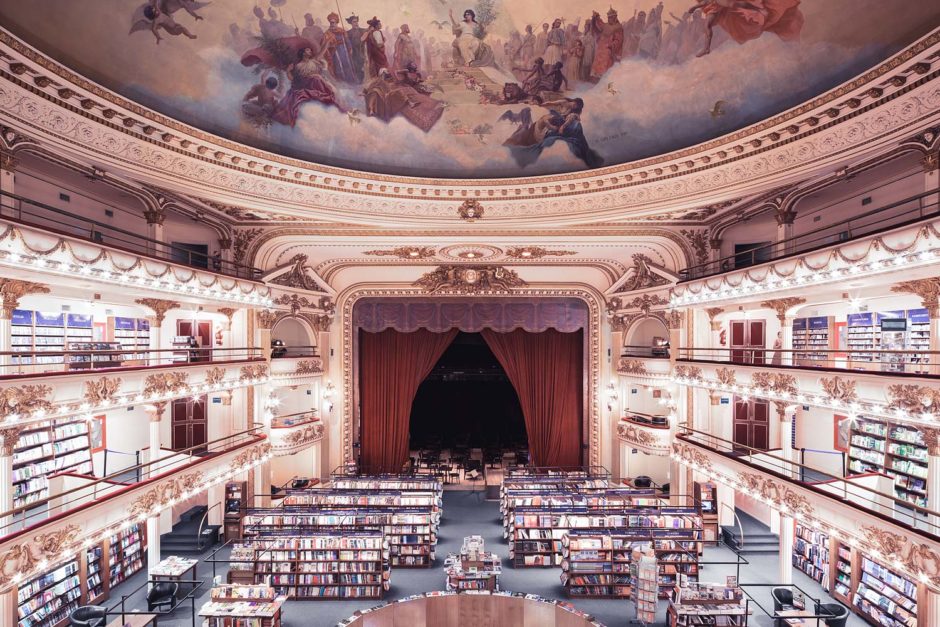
[732,396,770,451]
[409,332,527,453]
[171,396,208,454]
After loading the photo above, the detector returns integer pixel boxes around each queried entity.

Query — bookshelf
[66,342,123,370]
[511,507,702,568]
[108,523,146,587]
[667,582,748,627]
[693,481,719,543]
[224,480,248,541]
[84,544,105,604]
[847,312,878,365]
[199,584,287,627]
[16,559,82,627]
[853,556,917,627]
[500,489,662,535]
[632,548,658,623]
[329,476,443,494]
[283,489,442,515]
[792,524,829,591]
[906,308,930,372]
[561,527,700,598]
[108,316,151,362]
[12,419,93,508]
[832,541,853,604]
[848,417,928,508]
[243,508,437,567]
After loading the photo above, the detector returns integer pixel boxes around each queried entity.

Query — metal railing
[106,577,205,627]
[676,426,940,538]
[271,345,320,358]
[621,411,670,429]
[271,410,320,429]
[0,425,267,540]
[677,346,936,375]
[0,189,263,280]
[0,346,264,377]
[680,188,940,281]
[620,344,670,358]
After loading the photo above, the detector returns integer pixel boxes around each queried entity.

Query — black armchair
[819,602,849,627]
[771,587,794,627]
[147,581,179,612]
[69,606,107,627]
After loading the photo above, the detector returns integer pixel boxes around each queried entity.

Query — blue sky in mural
[1,0,937,178]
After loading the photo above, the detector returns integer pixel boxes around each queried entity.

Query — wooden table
[106,613,158,627]
[150,556,199,598]
[776,608,825,625]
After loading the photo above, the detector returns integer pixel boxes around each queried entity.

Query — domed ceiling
[2,1,938,179]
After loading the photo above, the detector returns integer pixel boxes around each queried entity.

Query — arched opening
[272,317,315,355]
[409,332,527,465]
[625,317,669,349]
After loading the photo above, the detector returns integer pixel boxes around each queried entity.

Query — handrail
[621,344,670,358]
[271,345,320,358]
[0,189,263,280]
[676,425,940,538]
[720,501,744,550]
[620,412,670,429]
[196,501,223,548]
[271,411,319,429]
[680,187,940,281]
[677,346,937,375]
[0,425,267,538]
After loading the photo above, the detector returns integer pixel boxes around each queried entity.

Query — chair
[819,602,849,627]
[633,475,653,488]
[771,587,794,627]
[147,581,179,612]
[69,606,107,627]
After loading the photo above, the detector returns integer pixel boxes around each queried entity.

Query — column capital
[706,307,724,332]
[774,207,797,226]
[759,297,806,324]
[0,425,26,456]
[0,279,50,319]
[256,309,278,330]
[146,401,167,422]
[135,298,180,325]
[143,207,166,226]
[0,150,17,172]
[218,237,233,251]
[922,150,939,174]
[891,278,940,318]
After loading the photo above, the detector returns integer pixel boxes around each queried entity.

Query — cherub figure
[241,71,284,125]
[130,0,209,44]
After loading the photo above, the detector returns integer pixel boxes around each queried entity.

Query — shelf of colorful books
[107,523,146,587]
[792,524,830,592]
[667,582,748,627]
[852,556,918,627]
[12,418,92,508]
[848,417,928,509]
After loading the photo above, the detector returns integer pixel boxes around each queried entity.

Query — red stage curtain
[481,329,583,468]
[359,328,458,473]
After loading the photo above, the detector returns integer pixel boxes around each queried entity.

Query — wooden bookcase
[693,481,719,544]
[12,419,93,509]
[848,417,928,508]
[224,480,248,541]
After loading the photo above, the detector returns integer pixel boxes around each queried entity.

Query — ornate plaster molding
[504,247,577,259]
[617,422,669,455]
[268,254,321,291]
[134,298,180,325]
[820,376,858,404]
[617,359,648,375]
[143,372,188,398]
[413,265,527,294]
[239,364,269,381]
[0,524,82,586]
[83,377,122,406]
[0,384,53,420]
[0,278,49,319]
[294,359,324,375]
[363,246,436,259]
[0,31,938,225]
[129,471,203,519]
[759,297,807,322]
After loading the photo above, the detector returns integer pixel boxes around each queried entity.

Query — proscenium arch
[337,286,606,472]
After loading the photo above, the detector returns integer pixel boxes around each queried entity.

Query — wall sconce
[606,381,618,413]
[322,381,335,416]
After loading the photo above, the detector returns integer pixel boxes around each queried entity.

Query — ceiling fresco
[1,1,938,179]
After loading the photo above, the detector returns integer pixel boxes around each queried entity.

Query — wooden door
[749,320,766,365]
[177,319,194,337]
[730,320,766,365]
[732,397,770,451]
[171,396,208,453]
[730,321,747,363]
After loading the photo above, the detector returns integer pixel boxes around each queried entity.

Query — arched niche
[272,316,315,349]
[625,317,669,347]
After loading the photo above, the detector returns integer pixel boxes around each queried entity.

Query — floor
[105,491,869,627]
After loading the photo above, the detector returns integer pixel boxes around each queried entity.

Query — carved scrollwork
[0,384,54,419]
[738,471,813,517]
[294,359,323,375]
[239,364,269,381]
[83,377,122,406]
[860,526,940,587]
[0,524,82,586]
[617,359,648,375]
[671,442,712,470]
[750,372,797,396]
[820,376,857,404]
[716,368,736,386]
[886,384,940,413]
[617,422,665,452]
[414,265,526,294]
[143,372,189,397]
[134,298,180,325]
[674,365,703,380]
[128,471,204,519]
[204,367,226,386]
[256,309,278,329]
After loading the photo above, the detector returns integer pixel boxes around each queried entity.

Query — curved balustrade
[269,411,324,455]
[678,346,938,376]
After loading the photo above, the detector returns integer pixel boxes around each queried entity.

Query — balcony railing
[0,190,262,280]
[677,346,935,376]
[679,188,940,281]
[0,424,267,540]
[0,346,265,378]
[271,411,319,429]
[621,344,670,358]
[676,426,940,538]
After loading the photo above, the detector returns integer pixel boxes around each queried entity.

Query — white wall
[620,446,670,485]
[272,317,314,348]
[271,446,320,488]
[626,318,669,347]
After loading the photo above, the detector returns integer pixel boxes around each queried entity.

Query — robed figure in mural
[322,12,357,83]
[363,17,389,78]
[589,8,624,80]
[500,97,603,169]
[687,0,804,57]
[363,68,445,132]
[449,8,495,67]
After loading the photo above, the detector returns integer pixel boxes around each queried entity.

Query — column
[218,237,233,274]
[207,483,224,526]
[148,317,161,367]
[0,427,23,533]
[143,207,165,257]
[668,310,684,367]
[778,514,794,584]
[708,236,722,264]
[706,308,724,354]
[889,280,940,375]
[0,588,16,627]
[923,150,938,217]
[146,515,161,588]
[779,405,795,480]
[0,150,15,218]
[924,585,940,627]
[0,311,10,373]
[254,458,271,508]
[146,403,165,478]
[134,299,180,365]
[255,310,274,365]
[775,204,796,257]
[781,315,794,366]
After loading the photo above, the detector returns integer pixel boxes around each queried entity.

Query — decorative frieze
[820,376,857,404]
[674,365,703,380]
[617,359,648,375]
[751,372,797,396]
[716,367,736,387]
[0,384,53,420]
[294,359,323,375]
[363,246,436,259]
[759,297,806,322]
[0,279,49,319]
[886,384,940,413]
[239,364,269,381]
[0,524,82,586]
[83,377,122,406]
[414,265,526,294]
[143,372,189,397]
[128,471,204,519]
[134,298,180,325]
[204,367,226,387]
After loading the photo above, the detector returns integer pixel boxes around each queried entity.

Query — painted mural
[0,1,938,178]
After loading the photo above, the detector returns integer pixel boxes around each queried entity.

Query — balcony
[0,350,268,430]
[671,357,940,431]
[269,347,324,385]
[617,414,670,455]
[672,428,940,587]
[269,411,324,456]
[0,427,271,590]
[672,190,940,307]
[677,346,936,377]
[0,196,272,307]
[616,345,672,383]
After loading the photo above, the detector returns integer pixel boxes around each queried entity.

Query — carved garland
[716,368,736,387]
[617,359,648,375]
[738,471,813,517]
[143,372,189,397]
[820,376,858,404]
[128,471,204,519]
[204,367,226,387]
[134,298,180,325]
[0,384,54,419]
[618,423,666,452]
[83,377,122,406]
[674,365,703,380]
[886,384,940,413]
[413,265,526,294]
[0,524,82,586]
[240,364,269,381]
[294,359,324,375]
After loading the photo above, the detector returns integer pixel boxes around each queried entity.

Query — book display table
[444,535,502,592]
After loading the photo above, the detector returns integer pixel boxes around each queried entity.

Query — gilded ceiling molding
[83,377,122,406]
[617,359,648,375]
[363,246,436,259]
[0,278,49,318]
[1,31,937,224]
[239,364,269,381]
[341,287,603,469]
[759,297,807,322]
[0,384,53,420]
[618,254,670,292]
[413,265,526,295]
[134,298,180,325]
[143,372,189,398]
[892,278,940,317]
[679,229,710,267]
[504,247,577,259]
[457,200,484,222]
[129,471,204,519]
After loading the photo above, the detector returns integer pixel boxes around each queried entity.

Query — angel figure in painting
[129,0,208,44]
[686,0,804,57]
[241,72,283,127]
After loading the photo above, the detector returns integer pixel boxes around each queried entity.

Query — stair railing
[721,501,745,551]
[195,502,222,550]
